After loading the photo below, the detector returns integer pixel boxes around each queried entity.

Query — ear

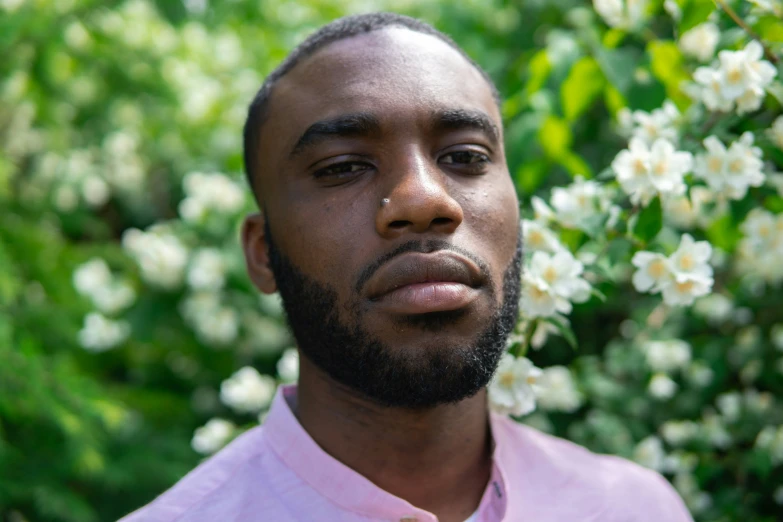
[241,212,278,294]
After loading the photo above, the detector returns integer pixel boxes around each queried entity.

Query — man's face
[243,27,521,407]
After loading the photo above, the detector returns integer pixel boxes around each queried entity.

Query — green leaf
[561,56,606,122]
[525,50,552,97]
[633,197,663,243]
[647,40,690,105]
[705,213,739,251]
[594,47,640,95]
[755,15,783,43]
[678,0,715,33]
[538,116,573,159]
[547,316,578,350]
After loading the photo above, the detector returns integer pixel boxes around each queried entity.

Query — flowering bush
[1,0,782,520]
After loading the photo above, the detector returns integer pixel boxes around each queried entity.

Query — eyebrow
[288,107,501,159]
[432,108,500,148]
[289,112,381,158]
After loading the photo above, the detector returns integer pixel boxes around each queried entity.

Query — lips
[363,251,484,313]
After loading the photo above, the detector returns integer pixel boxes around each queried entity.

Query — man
[122,12,693,522]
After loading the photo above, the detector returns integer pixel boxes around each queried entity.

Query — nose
[375,152,464,239]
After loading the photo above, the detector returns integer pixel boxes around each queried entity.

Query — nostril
[389,220,409,229]
[431,217,452,226]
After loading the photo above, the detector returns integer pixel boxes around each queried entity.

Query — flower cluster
[73,258,136,315]
[737,208,783,284]
[123,227,189,290]
[178,171,246,224]
[219,366,277,414]
[593,0,648,30]
[521,250,591,318]
[488,353,543,416]
[632,234,714,305]
[191,418,235,455]
[692,41,778,114]
[694,132,765,200]
[180,292,240,346]
[612,137,693,206]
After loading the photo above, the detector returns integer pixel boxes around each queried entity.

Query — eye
[313,162,372,180]
[440,150,490,166]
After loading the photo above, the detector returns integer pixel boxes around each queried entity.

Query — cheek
[461,176,520,253]
[272,196,374,296]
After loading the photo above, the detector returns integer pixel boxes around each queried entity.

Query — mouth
[364,251,484,314]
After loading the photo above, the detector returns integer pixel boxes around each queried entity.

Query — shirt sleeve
[608,459,694,522]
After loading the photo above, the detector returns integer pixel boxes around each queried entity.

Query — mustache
[354,239,491,295]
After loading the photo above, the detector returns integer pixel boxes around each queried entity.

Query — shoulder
[493,416,693,521]
[118,426,285,522]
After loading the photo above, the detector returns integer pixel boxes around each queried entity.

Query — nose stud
[380,198,390,207]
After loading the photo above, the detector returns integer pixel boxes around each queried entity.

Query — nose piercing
[380,198,390,207]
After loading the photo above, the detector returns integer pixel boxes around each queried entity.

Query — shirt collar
[263,384,509,521]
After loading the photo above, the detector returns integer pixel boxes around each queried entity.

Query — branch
[714,0,780,64]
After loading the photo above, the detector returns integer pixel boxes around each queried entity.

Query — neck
[293,358,493,522]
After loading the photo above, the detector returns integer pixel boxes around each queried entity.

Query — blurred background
[1,0,782,520]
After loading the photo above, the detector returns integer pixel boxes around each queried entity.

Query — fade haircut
[242,12,501,199]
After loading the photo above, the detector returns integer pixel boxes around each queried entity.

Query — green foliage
[1,0,783,521]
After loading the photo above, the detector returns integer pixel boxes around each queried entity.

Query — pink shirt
[121,385,693,521]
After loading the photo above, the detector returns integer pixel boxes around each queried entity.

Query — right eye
[313,162,372,180]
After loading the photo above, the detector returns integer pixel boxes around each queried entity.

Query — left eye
[440,150,490,165]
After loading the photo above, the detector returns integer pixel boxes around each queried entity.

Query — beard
[266,223,522,409]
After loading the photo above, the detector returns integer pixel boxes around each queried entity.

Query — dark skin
[242,28,520,522]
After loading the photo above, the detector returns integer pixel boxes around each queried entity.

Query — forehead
[263,27,499,145]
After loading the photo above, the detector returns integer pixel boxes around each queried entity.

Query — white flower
[737,209,783,283]
[648,372,678,400]
[716,392,742,422]
[631,251,672,293]
[123,228,189,289]
[593,0,648,29]
[73,258,136,314]
[550,176,613,230]
[630,101,680,144]
[522,219,563,253]
[693,293,733,324]
[612,138,692,206]
[679,23,720,62]
[73,258,113,297]
[191,418,235,455]
[633,234,713,306]
[531,196,555,223]
[633,435,665,470]
[535,365,583,412]
[187,248,226,291]
[769,115,783,150]
[78,312,130,352]
[220,366,277,414]
[81,175,111,207]
[276,348,299,382]
[749,0,783,16]
[521,250,591,318]
[180,292,240,346]
[668,234,713,281]
[661,420,699,446]
[488,354,542,416]
[178,171,245,222]
[694,133,764,200]
[641,340,692,373]
[694,41,778,115]
[91,282,136,315]
[663,0,681,20]
[662,194,696,229]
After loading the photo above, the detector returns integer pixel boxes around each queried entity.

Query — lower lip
[372,282,480,314]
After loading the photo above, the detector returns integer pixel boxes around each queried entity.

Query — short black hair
[242,12,501,200]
